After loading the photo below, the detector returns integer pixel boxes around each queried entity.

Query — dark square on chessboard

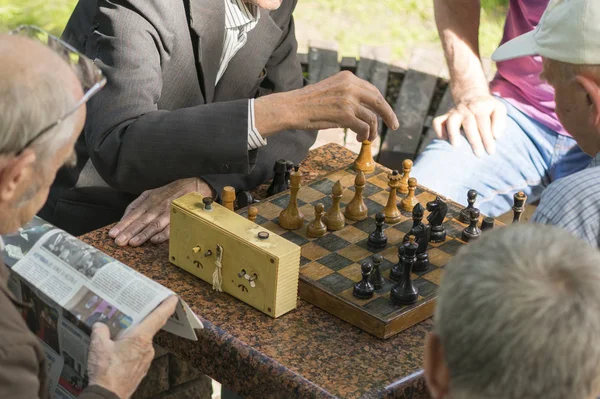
[309,179,336,195]
[271,194,307,209]
[348,181,383,197]
[356,238,386,253]
[437,238,464,256]
[358,256,396,273]
[281,231,310,247]
[317,253,354,272]
[317,273,356,294]
[313,234,352,252]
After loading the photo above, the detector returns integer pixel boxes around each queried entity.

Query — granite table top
[79,143,433,399]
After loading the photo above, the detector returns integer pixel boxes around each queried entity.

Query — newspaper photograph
[2,216,203,398]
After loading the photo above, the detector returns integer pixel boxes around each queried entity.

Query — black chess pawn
[391,236,419,305]
[390,245,404,282]
[353,261,375,299]
[481,217,495,232]
[462,208,482,242]
[426,196,448,243]
[369,254,385,290]
[512,191,527,223]
[267,159,288,196]
[368,213,388,250]
[285,161,294,189]
[403,203,430,272]
[459,189,478,223]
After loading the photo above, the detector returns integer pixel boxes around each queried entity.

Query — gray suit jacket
[42,0,316,234]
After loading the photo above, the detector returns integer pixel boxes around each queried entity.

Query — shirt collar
[224,0,259,29]
[590,152,600,168]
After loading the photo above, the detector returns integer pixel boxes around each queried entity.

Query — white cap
[492,0,600,64]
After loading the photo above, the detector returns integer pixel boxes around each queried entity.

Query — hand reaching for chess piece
[110,178,213,247]
[254,71,399,142]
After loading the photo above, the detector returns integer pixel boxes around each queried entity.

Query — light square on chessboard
[416,191,437,206]
[337,262,363,281]
[381,246,399,263]
[341,189,355,204]
[356,238,386,253]
[385,228,404,246]
[326,169,361,187]
[367,172,390,190]
[300,261,335,281]
[297,186,328,203]
[368,190,391,207]
[337,244,373,262]
[423,268,443,286]
[333,225,369,244]
[301,241,332,261]
[428,247,452,267]
[298,204,316,222]
[260,220,288,236]
[255,202,284,220]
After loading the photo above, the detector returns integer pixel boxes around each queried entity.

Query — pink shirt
[489,0,568,136]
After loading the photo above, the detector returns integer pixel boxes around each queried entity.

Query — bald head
[0,34,82,156]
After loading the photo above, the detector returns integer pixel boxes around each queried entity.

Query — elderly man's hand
[255,71,399,141]
[433,94,507,157]
[109,178,213,247]
[87,296,178,399]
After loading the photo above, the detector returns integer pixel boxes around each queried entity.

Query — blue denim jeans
[412,98,591,217]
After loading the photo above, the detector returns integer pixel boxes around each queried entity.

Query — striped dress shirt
[532,152,600,247]
[218,0,267,151]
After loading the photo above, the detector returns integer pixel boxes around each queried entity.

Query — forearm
[79,385,120,399]
[434,0,489,100]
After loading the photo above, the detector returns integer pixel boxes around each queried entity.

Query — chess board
[238,164,484,339]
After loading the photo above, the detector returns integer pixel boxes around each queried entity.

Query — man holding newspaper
[0,29,178,398]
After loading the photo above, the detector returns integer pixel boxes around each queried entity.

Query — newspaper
[2,216,203,398]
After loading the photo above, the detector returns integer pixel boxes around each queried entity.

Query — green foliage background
[0,0,509,59]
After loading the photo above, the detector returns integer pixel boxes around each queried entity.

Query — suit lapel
[188,0,225,103]
[214,8,282,100]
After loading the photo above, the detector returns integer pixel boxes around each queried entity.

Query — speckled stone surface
[79,144,433,399]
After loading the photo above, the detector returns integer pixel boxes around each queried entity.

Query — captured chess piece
[285,161,294,189]
[279,166,304,230]
[353,140,376,174]
[426,196,448,243]
[403,203,430,272]
[368,212,388,250]
[221,186,236,211]
[462,208,482,242]
[481,216,495,232]
[324,180,345,231]
[267,159,288,196]
[248,207,258,223]
[512,191,527,223]
[345,171,368,221]
[390,236,419,305]
[398,159,413,195]
[384,170,402,224]
[353,261,375,299]
[459,189,478,223]
[307,203,327,238]
[400,177,420,212]
[369,254,385,290]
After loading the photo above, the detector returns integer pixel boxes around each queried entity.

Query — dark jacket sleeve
[0,344,45,399]
[72,0,250,193]
[201,1,317,196]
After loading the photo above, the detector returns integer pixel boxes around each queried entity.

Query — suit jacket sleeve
[74,0,251,193]
[201,0,318,196]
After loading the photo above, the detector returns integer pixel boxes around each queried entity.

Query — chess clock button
[203,197,213,210]
[258,231,269,239]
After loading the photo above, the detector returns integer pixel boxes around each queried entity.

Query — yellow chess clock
[169,193,301,318]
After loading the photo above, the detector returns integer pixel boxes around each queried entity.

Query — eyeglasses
[8,25,107,152]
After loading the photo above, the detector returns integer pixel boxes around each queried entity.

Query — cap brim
[491,30,538,62]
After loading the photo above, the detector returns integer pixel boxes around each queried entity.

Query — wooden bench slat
[308,46,340,84]
[417,86,454,156]
[340,57,358,73]
[377,69,438,170]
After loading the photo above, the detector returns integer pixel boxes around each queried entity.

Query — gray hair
[0,63,76,162]
[436,224,600,399]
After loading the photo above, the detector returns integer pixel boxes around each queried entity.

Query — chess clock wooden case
[169,193,301,318]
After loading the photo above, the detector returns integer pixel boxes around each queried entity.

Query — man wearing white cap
[492,0,600,247]
[412,0,591,218]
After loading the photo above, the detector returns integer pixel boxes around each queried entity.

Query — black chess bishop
[391,236,419,305]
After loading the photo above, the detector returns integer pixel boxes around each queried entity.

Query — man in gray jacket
[41,0,398,246]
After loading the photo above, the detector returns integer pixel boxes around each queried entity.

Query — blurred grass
[0,0,508,61]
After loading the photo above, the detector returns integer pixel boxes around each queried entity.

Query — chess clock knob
[203,197,213,210]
